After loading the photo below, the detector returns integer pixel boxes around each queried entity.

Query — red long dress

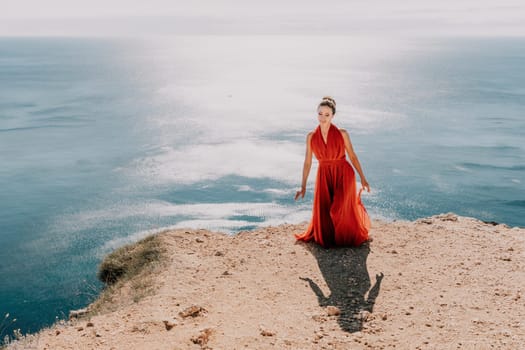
[295,123,371,248]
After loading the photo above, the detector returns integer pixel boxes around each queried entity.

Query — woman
[294,96,371,248]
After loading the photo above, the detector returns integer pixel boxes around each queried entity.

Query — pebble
[163,320,177,331]
[326,306,341,316]
[179,305,207,318]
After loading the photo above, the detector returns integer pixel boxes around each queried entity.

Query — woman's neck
[320,122,331,133]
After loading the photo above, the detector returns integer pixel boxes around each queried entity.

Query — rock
[55,330,60,336]
[179,305,207,318]
[196,237,204,243]
[76,327,84,331]
[482,220,499,226]
[326,306,341,316]
[191,328,212,346]
[214,251,224,256]
[163,320,176,331]
[259,326,276,336]
[435,213,458,222]
[86,322,94,327]
[359,310,371,321]
[69,308,88,319]
[311,314,326,322]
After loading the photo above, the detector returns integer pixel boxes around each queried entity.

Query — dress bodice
[311,123,346,162]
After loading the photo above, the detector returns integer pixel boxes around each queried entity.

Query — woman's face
[317,105,334,125]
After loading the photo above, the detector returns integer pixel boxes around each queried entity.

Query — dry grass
[86,233,169,317]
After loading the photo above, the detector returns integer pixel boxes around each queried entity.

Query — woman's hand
[295,187,306,200]
[361,179,370,192]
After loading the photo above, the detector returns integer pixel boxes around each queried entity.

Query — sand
[8,213,525,349]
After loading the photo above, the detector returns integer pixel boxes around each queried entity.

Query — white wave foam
[124,139,308,185]
[52,200,307,234]
[95,201,313,253]
[454,165,471,172]
[235,185,295,196]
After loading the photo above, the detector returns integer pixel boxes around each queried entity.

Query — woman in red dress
[294,96,371,248]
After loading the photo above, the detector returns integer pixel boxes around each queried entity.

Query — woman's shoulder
[336,126,349,136]
[335,126,351,142]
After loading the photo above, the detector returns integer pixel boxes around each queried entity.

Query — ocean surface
[0,35,524,339]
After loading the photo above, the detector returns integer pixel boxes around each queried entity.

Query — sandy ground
[8,213,525,349]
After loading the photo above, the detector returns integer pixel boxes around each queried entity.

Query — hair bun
[321,96,336,106]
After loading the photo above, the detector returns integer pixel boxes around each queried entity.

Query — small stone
[179,305,207,318]
[260,328,275,336]
[55,330,61,336]
[196,237,204,243]
[359,310,371,321]
[381,313,388,320]
[86,322,94,327]
[163,320,176,331]
[77,327,84,331]
[214,251,224,256]
[326,306,341,316]
[191,328,212,346]
[311,314,325,322]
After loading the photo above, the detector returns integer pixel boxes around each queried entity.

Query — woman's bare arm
[295,132,313,200]
[340,129,370,192]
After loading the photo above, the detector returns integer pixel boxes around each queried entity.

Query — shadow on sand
[298,241,383,333]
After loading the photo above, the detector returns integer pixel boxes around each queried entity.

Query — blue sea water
[0,35,524,339]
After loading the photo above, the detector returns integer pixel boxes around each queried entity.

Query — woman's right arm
[295,132,313,200]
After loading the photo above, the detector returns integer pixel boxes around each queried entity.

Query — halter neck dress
[295,123,371,247]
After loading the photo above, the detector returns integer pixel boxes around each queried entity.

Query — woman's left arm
[340,129,370,192]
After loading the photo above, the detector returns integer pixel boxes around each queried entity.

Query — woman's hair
[318,96,336,115]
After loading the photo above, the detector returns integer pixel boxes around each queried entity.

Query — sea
[0,35,524,339]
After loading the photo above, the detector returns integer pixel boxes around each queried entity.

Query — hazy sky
[1,0,524,36]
